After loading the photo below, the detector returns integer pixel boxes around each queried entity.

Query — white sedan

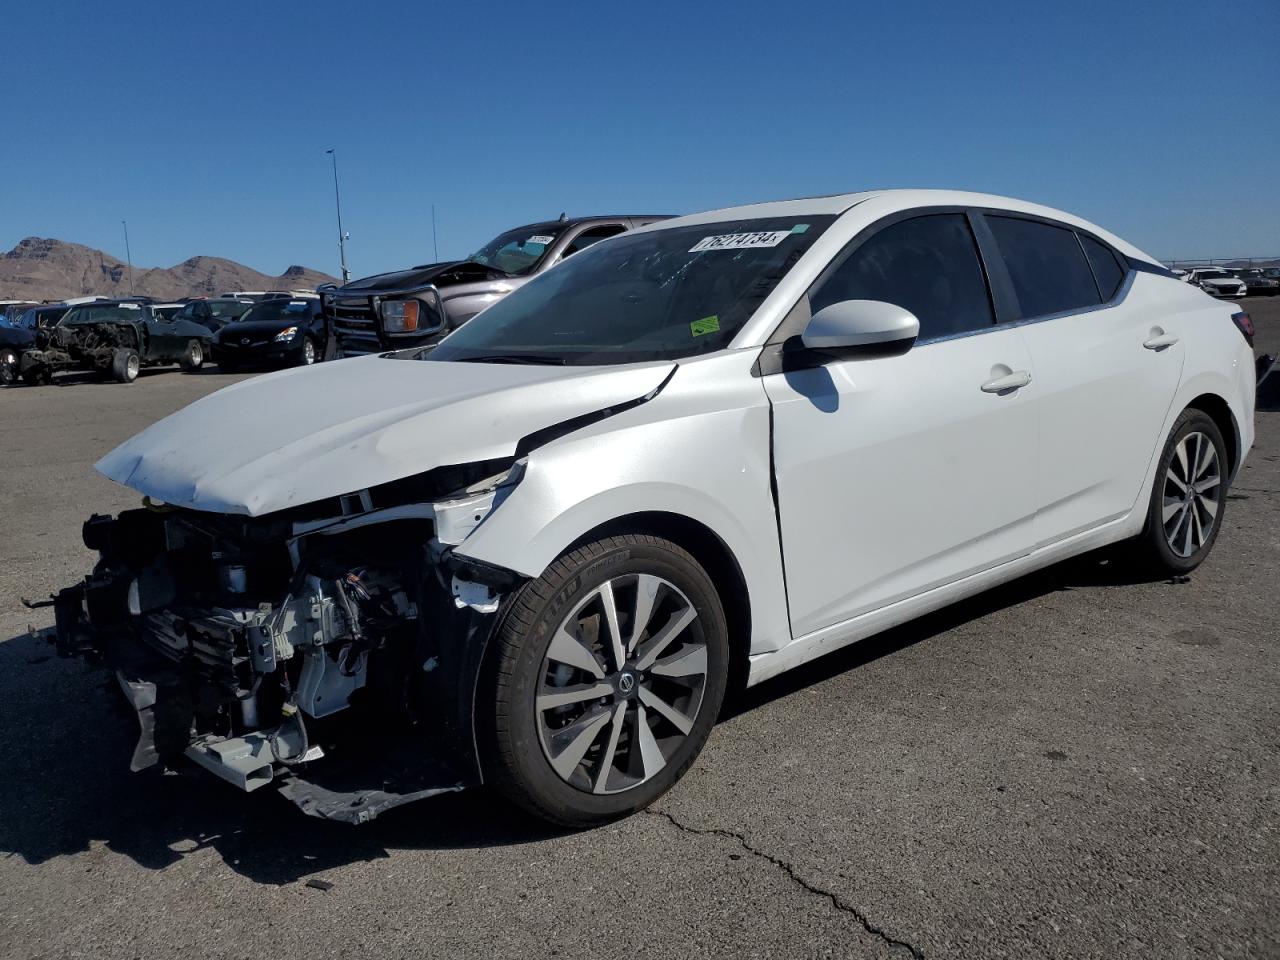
[61,190,1257,826]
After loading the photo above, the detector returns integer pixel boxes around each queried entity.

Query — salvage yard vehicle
[47,190,1259,826]
[0,321,33,384]
[210,295,329,370]
[1233,268,1280,296]
[320,215,670,357]
[173,297,255,332]
[18,300,212,384]
[1186,267,1247,299]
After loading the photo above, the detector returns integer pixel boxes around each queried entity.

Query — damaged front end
[21,322,140,381]
[48,462,525,824]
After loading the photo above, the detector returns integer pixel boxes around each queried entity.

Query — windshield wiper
[454,353,566,365]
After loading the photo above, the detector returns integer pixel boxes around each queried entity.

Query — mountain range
[0,237,337,302]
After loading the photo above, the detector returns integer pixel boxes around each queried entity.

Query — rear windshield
[428,216,835,366]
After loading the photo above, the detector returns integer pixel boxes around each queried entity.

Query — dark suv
[320,215,670,356]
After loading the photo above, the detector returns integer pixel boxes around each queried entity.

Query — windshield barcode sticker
[689,230,791,253]
[526,235,555,245]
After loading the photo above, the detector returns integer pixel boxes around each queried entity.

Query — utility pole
[432,204,439,262]
[325,149,350,283]
[121,220,135,295]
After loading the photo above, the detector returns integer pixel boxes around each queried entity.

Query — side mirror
[800,299,919,357]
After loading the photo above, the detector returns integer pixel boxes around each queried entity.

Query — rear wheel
[482,534,729,827]
[1131,409,1228,575]
[111,348,140,384]
[179,340,204,372]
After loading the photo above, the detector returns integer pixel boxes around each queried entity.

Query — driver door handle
[980,370,1032,393]
[1143,333,1180,350]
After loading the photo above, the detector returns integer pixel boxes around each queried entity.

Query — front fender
[454,353,793,657]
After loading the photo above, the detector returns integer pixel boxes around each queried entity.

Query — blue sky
[4,0,1277,278]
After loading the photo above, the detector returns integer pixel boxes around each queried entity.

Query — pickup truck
[320,215,670,356]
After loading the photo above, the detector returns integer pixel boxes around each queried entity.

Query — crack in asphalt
[646,808,924,959]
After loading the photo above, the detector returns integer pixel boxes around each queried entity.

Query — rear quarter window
[1080,235,1127,301]
[987,215,1101,320]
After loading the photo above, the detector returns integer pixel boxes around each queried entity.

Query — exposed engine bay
[47,459,525,823]
[21,322,141,381]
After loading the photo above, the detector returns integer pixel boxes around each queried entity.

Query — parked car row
[1176,266,1280,298]
[2,292,332,386]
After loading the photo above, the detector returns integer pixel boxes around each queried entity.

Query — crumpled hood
[337,261,469,292]
[96,354,675,516]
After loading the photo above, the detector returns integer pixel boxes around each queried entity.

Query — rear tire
[1130,408,1228,576]
[481,534,729,828]
[179,340,204,372]
[111,348,140,384]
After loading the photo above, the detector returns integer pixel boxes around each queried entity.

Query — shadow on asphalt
[0,550,1171,885]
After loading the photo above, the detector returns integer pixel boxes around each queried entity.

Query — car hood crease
[96,355,676,516]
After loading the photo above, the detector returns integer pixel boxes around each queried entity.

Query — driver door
[763,212,1040,638]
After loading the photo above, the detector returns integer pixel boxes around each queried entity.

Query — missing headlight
[432,460,525,546]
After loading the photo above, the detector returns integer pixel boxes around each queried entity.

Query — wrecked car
[320,215,670,357]
[19,300,212,384]
[47,190,1257,827]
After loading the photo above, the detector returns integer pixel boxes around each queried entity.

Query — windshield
[62,304,146,324]
[238,299,314,323]
[467,226,565,277]
[428,216,835,366]
[1198,270,1231,279]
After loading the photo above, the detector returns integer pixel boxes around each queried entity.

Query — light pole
[325,148,350,284]
[120,220,135,295]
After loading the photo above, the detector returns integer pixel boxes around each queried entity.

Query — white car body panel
[763,325,1039,637]
[95,353,675,516]
[93,189,1256,696]
[1018,270,1186,545]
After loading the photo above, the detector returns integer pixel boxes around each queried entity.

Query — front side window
[427,215,835,365]
[810,213,995,341]
[987,216,1101,319]
[561,224,627,259]
[1080,235,1127,301]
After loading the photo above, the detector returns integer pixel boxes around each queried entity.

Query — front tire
[1132,409,1228,575]
[482,535,729,828]
[298,337,317,366]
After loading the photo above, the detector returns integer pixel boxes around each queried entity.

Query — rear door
[764,211,1040,637]
[982,214,1185,544]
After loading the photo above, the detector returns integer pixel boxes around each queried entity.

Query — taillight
[1231,311,1255,347]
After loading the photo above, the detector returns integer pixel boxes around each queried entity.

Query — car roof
[633,189,1158,263]
[506,215,674,233]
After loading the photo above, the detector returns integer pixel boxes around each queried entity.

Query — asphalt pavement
[1,302,1277,959]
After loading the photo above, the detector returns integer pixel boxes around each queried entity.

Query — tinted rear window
[987,216,1101,319]
[1080,235,1126,301]
[811,213,994,341]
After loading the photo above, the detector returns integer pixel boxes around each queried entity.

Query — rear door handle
[1143,334,1179,350]
[980,370,1032,393]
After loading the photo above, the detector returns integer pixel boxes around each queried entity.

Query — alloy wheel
[126,354,140,379]
[1162,430,1220,558]
[189,342,202,366]
[536,574,708,795]
[302,339,316,364]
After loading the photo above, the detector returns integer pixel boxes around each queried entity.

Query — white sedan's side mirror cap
[801,300,920,355]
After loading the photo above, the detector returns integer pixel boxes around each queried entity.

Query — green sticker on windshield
[790,223,810,234]
[690,315,720,337]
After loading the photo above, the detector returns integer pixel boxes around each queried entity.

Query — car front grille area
[324,296,382,355]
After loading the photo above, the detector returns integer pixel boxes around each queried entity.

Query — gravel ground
[1,300,1277,960]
